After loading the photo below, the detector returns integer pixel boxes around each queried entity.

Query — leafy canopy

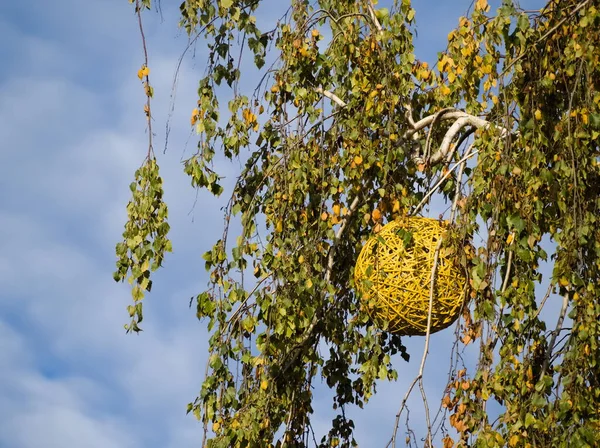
[115,0,600,446]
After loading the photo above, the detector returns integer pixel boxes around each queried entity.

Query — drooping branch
[279,194,361,373]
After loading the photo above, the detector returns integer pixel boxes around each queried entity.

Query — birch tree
[115,0,600,446]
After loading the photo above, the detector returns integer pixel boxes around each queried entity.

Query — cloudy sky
[0,1,548,447]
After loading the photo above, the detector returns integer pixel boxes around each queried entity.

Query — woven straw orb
[354,217,466,336]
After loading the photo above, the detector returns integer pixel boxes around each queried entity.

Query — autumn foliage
[116,0,600,446]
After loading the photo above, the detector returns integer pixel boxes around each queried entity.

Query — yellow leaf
[582,113,589,125]
[372,208,382,222]
[260,380,268,390]
[321,211,329,221]
[353,155,363,166]
[190,108,199,126]
[137,65,150,80]
[242,108,256,125]
[475,0,488,11]
[276,220,283,233]
[305,278,313,289]
[332,203,341,216]
[311,29,319,37]
[298,255,304,264]
[534,109,542,120]
[559,277,569,287]
[212,421,221,432]
[506,233,514,245]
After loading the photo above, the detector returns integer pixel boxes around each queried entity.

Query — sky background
[0,1,549,447]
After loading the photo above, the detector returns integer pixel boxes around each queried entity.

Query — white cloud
[0,3,212,446]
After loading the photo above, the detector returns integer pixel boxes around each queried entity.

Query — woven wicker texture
[354,217,466,336]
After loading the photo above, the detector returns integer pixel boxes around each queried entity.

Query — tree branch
[367,1,383,33]
[279,194,360,373]
[540,293,569,379]
[315,87,347,107]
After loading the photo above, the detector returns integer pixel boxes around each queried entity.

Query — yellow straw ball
[354,217,467,336]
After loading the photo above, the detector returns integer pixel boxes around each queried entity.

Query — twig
[450,143,473,223]
[420,239,442,446]
[224,273,272,330]
[390,238,443,447]
[412,148,480,217]
[164,19,217,154]
[388,376,419,448]
[540,293,569,379]
[528,282,553,326]
[134,0,154,159]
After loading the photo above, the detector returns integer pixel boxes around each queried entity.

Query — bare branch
[367,1,383,33]
[404,110,510,166]
[315,87,347,107]
[390,238,443,447]
[404,103,416,128]
[413,148,479,216]
[541,293,569,379]
[325,195,360,283]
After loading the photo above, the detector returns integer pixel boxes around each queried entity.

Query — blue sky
[0,0,550,446]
